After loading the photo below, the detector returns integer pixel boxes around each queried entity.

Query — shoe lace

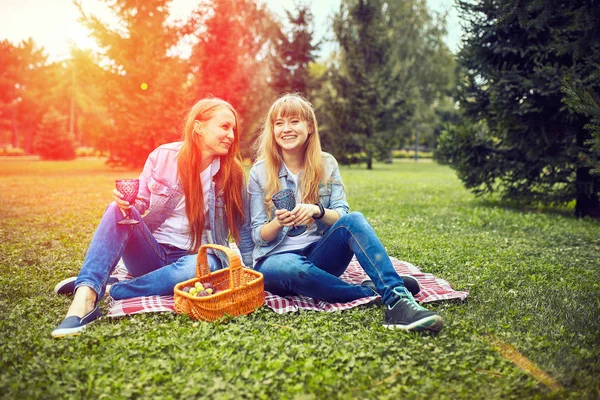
[392,287,425,311]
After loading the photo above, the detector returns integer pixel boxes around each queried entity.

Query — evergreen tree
[186,0,277,155]
[78,0,190,168]
[0,39,52,154]
[324,0,454,168]
[438,0,600,218]
[34,107,76,160]
[562,82,600,176]
[329,0,398,169]
[270,2,319,96]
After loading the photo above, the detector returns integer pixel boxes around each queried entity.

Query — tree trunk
[24,127,35,155]
[11,106,19,148]
[574,166,600,218]
[366,157,372,170]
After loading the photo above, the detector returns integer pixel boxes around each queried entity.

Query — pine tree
[0,39,52,154]
[324,0,453,168]
[78,0,190,168]
[34,107,76,160]
[438,0,600,218]
[270,2,319,96]
[562,82,600,176]
[186,0,277,154]
[329,0,397,169]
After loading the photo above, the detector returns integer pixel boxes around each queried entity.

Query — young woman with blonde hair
[52,97,254,338]
[248,93,443,332]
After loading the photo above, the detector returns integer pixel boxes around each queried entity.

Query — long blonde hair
[254,94,324,213]
[178,98,245,252]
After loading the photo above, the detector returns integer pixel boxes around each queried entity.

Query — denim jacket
[135,142,254,267]
[247,152,349,263]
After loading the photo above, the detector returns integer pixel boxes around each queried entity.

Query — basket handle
[196,244,242,290]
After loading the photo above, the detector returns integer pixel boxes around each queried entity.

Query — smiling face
[194,106,236,157]
[273,114,310,154]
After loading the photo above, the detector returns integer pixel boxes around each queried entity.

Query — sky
[0,0,463,62]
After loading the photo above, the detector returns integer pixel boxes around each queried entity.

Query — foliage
[185,0,278,155]
[78,0,190,168]
[442,0,600,218]
[76,147,107,158]
[561,82,600,175]
[0,145,26,156]
[0,39,111,158]
[0,39,53,154]
[326,0,403,169]
[392,149,433,159]
[269,1,320,97]
[34,108,76,160]
[0,159,599,398]
[64,48,113,151]
[320,0,454,169]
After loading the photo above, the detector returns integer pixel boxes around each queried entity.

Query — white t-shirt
[153,158,220,250]
[271,164,321,255]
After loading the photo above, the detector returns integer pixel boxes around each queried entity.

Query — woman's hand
[274,209,297,227]
[112,188,134,217]
[289,203,319,226]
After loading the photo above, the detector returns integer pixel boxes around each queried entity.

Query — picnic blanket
[107,252,469,318]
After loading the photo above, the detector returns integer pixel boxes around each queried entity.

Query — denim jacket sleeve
[248,163,272,247]
[325,154,349,218]
[237,179,255,268]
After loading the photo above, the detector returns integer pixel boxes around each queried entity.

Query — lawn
[0,158,598,399]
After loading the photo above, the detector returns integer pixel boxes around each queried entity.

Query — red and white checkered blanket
[107,254,468,317]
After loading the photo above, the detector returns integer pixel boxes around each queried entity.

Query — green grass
[1,158,598,399]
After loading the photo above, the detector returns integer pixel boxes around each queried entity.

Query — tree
[438,0,600,218]
[186,0,278,156]
[270,1,320,96]
[323,0,454,168]
[562,82,600,176]
[64,48,112,151]
[78,0,190,168]
[328,0,399,169]
[385,1,455,157]
[34,107,76,160]
[0,39,52,154]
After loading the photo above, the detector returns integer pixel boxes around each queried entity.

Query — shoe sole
[51,317,101,338]
[382,315,444,332]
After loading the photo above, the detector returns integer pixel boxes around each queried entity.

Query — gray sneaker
[383,287,444,332]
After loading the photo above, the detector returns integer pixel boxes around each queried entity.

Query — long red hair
[178,98,245,252]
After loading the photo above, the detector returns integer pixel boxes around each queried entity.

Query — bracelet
[314,202,325,219]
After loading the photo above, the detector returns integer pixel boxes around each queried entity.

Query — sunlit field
[0,158,598,399]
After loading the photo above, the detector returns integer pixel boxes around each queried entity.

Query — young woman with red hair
[52,97,253,338]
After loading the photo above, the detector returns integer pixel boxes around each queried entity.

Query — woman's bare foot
[65,286,97,318]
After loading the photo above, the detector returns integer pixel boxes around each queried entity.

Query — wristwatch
[314,202,325,219]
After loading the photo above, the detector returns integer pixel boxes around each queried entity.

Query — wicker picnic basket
[173,244,264,322]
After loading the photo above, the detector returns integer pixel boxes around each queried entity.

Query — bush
[0,145,26,156]
[76,147,107,158]
[34,108,76,161]
[392,149,433,159]
[339,152,368,165]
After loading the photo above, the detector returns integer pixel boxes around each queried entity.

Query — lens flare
[140,82,148,90]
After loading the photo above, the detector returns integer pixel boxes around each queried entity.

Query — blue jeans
[254,212,407,306]
[74,202,221,300]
